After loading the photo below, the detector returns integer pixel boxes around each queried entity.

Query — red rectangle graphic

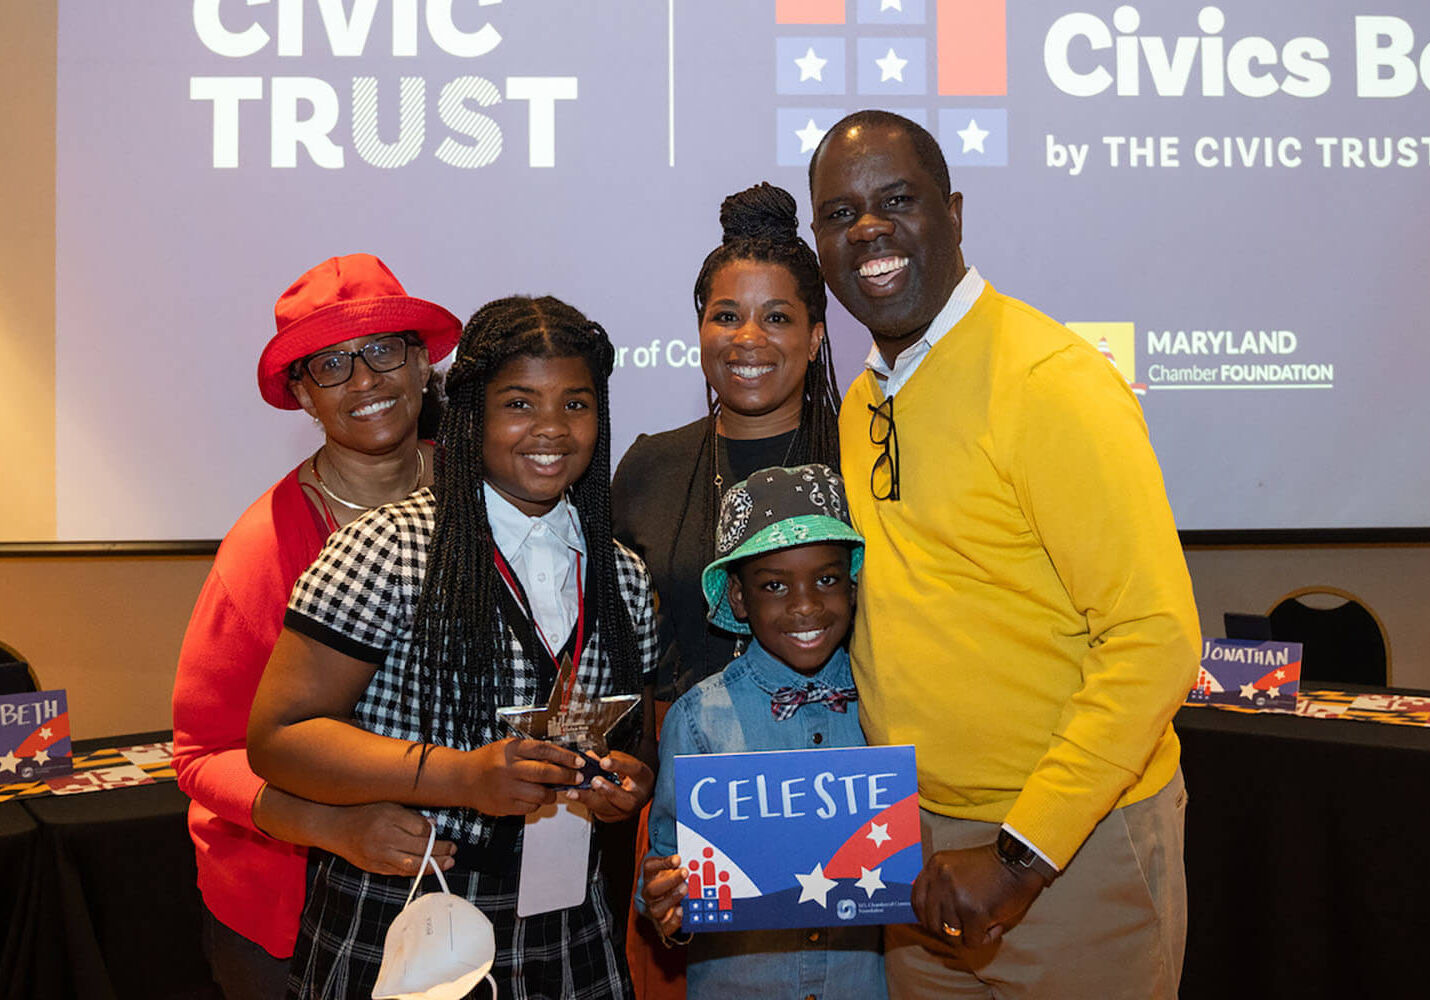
[776,0,845,25]
[938,0,1006,96]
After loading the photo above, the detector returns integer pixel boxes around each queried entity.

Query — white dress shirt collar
[864,266,986,399]
[484,484,587,560]
[484,483,587,650]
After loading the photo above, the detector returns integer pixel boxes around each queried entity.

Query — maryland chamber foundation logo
[1069,322,1146,397]
[1069,322,1335,395]
[773,0,1008,166]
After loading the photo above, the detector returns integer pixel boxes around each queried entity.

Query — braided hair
[682,183,841,597]
[405,295,642,770]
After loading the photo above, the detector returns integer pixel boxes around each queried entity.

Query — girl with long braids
[609,182,839,994]
[250,295,656,999]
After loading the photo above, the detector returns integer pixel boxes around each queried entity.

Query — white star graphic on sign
[795,863,838,907]
[882,0,904,10]
[866,822,891,847]
[0,751,18,773]
[795,46,828,82]
[1239,683,1257,700]
[876,47,908,82]
[856,866,886,898]
[39,727,52,740]
[957,118,990,154]
[33,747,50,765]
[1267,685,1281,699]
[1274,669,1286,681]
[796,118,828,154]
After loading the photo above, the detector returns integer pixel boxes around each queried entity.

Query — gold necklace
[312,449,424,512]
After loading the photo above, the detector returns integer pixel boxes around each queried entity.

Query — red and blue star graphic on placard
[0,690,73,781]
[824,791,919,876]
[1187,640,1303,712]
[676,745,919,932]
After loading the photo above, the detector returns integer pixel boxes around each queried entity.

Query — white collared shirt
[863,266,986,399]
[484,483,588,652]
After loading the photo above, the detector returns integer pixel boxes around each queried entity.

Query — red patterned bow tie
[770,682,858,721]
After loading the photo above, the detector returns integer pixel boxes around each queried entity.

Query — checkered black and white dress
[282,489,656,1000]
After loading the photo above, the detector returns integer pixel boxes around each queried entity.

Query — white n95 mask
[372,824,497,1000]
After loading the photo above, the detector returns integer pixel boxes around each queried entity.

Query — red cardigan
[171,466,330,957]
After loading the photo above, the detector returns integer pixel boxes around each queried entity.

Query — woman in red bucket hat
[172,253,462,998]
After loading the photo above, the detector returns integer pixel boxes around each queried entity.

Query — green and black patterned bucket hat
[701,463,865,634]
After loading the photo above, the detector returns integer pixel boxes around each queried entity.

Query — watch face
[997,830,1031,866]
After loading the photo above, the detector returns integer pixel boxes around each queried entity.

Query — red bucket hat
[257,253,462,410]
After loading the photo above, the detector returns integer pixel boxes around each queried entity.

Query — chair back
[1266,587,1389,686]
[0,640,39,695]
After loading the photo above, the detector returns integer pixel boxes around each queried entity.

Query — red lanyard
[492,546,585,713]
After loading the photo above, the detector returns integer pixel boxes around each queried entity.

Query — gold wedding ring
[942,922,962,938]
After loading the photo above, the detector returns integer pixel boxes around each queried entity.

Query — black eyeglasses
[292,333,417,388]
[867,396,900,501]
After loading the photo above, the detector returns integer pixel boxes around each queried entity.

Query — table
[7,712,1428,999]
[1,733,220,1000]
[1176,699,1430,999]
[0,800,40,993]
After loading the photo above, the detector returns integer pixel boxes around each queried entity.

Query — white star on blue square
[857,0,926,24]
[776,37,847,95]
[776,107,846,165]
[856,37,926,95]
[939,108,1008,167]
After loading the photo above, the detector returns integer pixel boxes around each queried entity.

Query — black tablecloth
[1,733,220,1000]
[0,800,41,994]
[6,711,1429,999]
[1176,702,1430,999]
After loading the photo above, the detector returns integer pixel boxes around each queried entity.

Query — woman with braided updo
[613,181,839,700]
[610,182,840,996]
[250,295,656,999]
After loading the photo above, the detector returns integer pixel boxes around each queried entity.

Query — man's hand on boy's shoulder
[640,853,689,940]
[567,749,654,823]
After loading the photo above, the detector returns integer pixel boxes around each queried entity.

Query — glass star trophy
[496,653,639,788]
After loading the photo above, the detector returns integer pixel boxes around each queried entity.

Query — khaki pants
[886,770,1187,1000]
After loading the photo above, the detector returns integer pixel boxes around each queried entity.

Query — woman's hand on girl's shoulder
[640,852,689,941]
[566,749,653,823]
[463,737,584,815]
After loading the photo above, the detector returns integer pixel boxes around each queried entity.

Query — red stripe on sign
[937,0,1006,96]
[776,0,845,25]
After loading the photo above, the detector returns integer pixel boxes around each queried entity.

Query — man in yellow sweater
[807,110,1201,999]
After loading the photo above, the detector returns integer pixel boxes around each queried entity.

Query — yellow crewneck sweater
[842,283,1200,867]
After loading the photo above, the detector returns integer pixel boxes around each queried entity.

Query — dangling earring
[313,416,321,427]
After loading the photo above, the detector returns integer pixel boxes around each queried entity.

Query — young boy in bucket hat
[638,463,887,999]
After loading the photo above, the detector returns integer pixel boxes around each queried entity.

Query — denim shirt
[646,641,887,999]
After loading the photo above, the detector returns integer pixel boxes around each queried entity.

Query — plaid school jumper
[283,490,656,999]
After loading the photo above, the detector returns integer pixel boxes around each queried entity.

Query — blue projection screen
[37,0,1430,541]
